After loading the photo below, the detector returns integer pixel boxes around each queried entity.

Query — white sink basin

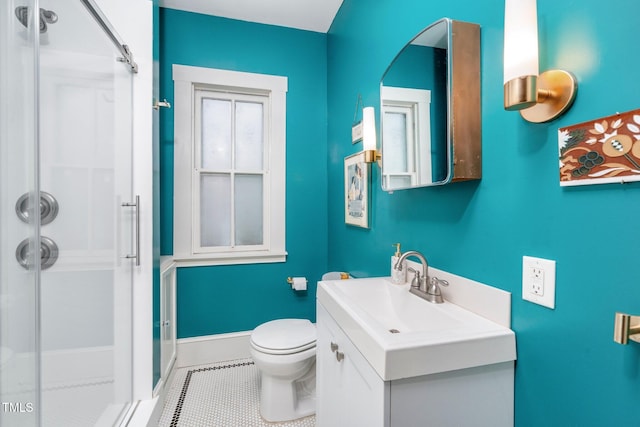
[317,277,516,381]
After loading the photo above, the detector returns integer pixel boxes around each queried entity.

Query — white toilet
[250,318,316,422]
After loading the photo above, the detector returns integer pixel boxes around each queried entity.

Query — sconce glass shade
[503,0,577,122]
[503,0,539,111]
[362,106,380,163]
[362,106,377,151]
[503,0,539,84]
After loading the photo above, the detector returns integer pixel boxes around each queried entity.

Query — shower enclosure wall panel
[92,0,156,411]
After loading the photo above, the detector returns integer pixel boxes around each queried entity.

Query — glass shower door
[37,1,135,425]
[1,0,136,425]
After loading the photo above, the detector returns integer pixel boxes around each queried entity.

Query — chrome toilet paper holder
[613,312,640,345]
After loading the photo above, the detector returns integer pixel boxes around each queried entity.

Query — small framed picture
[559,107,640,186]
[344,152,369,228]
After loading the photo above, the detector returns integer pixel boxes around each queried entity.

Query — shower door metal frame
[80,0,138,73]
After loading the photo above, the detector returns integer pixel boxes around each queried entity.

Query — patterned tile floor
[158,359,316,427]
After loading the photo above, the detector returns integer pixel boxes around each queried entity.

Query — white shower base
[1,345,129,426]
[43,381,115,426]
[41,346,130,426]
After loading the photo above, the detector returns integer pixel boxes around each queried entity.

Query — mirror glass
[380,19,450,190]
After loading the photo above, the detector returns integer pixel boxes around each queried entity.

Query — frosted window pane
[201,98,231,170]
[234,175,263,245]
[383,112,408,173]
[235,102,263,171]
[200,174,231,247]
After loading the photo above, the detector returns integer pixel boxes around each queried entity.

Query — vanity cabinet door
[316,303,390,427]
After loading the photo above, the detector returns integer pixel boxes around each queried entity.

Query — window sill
[171,251,287,267]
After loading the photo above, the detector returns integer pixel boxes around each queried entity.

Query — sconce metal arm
[504,69,577,123]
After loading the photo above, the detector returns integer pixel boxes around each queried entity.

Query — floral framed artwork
[558,108,640,186]
[344,152,369,228]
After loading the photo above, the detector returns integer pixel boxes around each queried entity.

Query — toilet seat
[250,319,316,355]
[251,340,316,355]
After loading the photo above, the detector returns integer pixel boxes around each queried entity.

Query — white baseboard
[177,331,252,368]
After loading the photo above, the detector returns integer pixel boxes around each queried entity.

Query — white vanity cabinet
[316,304,390,427]
[316,297,515,427]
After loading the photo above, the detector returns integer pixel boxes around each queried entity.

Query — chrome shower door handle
[121,195,140,266]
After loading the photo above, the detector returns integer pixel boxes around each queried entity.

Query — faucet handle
[431,277,449,287]
[407,267,421,288]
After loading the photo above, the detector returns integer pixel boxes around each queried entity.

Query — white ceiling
[159,0,344,33]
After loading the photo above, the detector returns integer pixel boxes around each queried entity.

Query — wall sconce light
[503,0,577,123]
[362,106,380,163]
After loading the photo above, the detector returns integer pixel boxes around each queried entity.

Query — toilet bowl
[250,318,316,422]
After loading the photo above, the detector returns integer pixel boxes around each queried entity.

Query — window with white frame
[173,65,287,265]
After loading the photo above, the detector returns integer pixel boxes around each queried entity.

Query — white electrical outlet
[522,256,556,309]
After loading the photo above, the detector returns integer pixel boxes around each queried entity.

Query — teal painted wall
[159,9,328,337]
[327,0,640,426]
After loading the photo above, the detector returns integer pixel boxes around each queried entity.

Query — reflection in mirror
[381,20,448,189]
[380,18,481,191]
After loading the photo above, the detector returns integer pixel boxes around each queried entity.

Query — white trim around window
[172,64,287,266]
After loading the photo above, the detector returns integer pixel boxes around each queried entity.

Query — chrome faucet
[394,250,448,304]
